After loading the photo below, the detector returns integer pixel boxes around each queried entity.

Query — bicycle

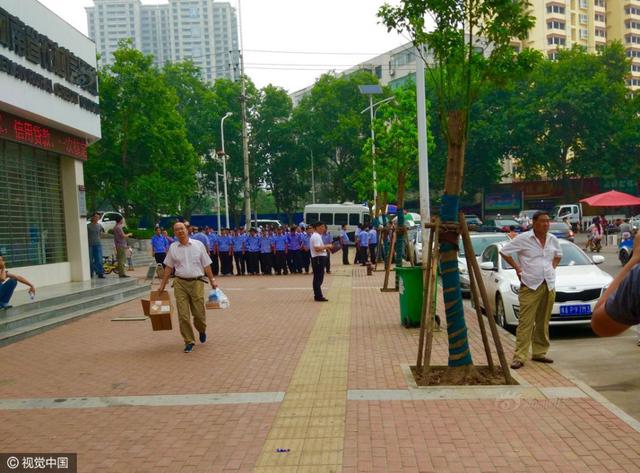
[103,255,118,274]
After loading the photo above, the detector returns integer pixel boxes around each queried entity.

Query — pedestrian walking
[368,225,378,264]
[232,228,247,276]
[500,211,562,369]
[354,224,362,264]
[322,230,333,274]
[87,212,105,278]
[113,215,132,278]
[0,256,35,309]
[246,228,261,275]
[151,226,168,267]
[339,224,350,265]
[310,222,334,301]
[157,223,216,353]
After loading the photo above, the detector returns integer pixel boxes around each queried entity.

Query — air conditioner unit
[389,68,396,76]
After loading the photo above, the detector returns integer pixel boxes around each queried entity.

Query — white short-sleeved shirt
[164,238,212,278]
[500,230,563,290]
[310,232,327,257]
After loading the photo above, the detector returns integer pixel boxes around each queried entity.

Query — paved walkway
[1,260,639,472]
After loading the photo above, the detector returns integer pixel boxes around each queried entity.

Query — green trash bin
[396,266,423,327]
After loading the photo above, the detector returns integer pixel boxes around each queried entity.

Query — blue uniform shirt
[339,229,350,244]
[233,233,247,252]
[273,234,287,251]
[260,235,273,253]
[359,230,369,247]
[322,232,332,245]
[207,233,218,252]
[217,235,232,252]
[368,229,378,245]
[247,235,260,252]
[300,232,310,250]
[287,233,301,251]
[193,232,210,249]
[151,234,167,253]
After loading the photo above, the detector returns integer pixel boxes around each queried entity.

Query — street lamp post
[358,84,384,207]
[310,147,316,204]
[215,172,223,231]
[220,112,232,228]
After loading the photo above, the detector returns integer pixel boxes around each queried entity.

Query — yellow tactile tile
[254,271,351,471]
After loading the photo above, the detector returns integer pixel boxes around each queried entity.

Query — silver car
[459,233,510,295]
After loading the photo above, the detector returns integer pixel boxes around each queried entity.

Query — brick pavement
[0,257,639,472]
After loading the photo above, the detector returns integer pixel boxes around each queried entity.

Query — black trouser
[342,244,349,265]
[359,245,369,265]
[247,251,260,274]
[354,244,361,264]
[220,252,233,275]
[312,256,327,299]
[260,253,272,274]
[369,243,377,264]
[275,250,288,274]
[325,252,331,272]
[210,251,219,275]
[287,249,300,273]
[154,252,166,267]
[301,250,311,273]
[234,252,245,275]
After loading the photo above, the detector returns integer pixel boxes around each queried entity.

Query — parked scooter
[619,232,634,265]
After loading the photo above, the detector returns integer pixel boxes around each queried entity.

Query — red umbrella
[580,190,640,207]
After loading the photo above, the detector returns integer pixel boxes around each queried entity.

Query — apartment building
[86,0,239,82]
[512,0,639,88]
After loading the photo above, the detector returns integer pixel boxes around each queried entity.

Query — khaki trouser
[173,278,206,345]
[116,247,127,276]
[514,282,555,362]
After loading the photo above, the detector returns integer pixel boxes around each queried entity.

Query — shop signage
[0,109,88,160]
[0,6,99,114]
[484,192,522,211]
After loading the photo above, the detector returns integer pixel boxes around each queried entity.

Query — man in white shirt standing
[158,222,217,353]
[500,211,562,369]
[310,221,334,302]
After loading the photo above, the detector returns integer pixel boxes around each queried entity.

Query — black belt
[176,276,204,281]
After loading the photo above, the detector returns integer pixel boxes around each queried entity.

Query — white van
[303,203,371,240]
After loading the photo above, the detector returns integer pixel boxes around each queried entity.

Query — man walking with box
[158,222,217,353]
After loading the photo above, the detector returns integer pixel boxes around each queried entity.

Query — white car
[413,232,508,296]
[87,211,123,233]
[477,240,612,328]
[459,233,510,294]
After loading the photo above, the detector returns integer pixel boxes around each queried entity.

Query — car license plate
[560,304,592,316]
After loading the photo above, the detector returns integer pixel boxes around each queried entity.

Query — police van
[303,203,371,241]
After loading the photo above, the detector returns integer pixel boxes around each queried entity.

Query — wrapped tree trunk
[440,110,473,367]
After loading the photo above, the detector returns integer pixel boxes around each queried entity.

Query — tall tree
[380,0,536,376]
[85,43,198,223]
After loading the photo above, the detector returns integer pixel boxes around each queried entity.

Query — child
[0,256,36,309]
[126,246,135,271]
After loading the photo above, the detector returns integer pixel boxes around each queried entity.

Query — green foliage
[85,42,198,222]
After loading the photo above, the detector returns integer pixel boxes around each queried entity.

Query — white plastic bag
[208,288,230,309]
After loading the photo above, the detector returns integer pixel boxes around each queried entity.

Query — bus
[303,203,371,240]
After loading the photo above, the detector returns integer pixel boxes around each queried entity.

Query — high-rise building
[86,0,239,81]
[511,0,639,88]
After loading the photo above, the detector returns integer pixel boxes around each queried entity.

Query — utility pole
[416,47,431,260]
[238,0,252,230]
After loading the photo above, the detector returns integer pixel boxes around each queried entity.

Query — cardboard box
[206,300,221,310]
[148,290,173,331]
[141,299,150,315]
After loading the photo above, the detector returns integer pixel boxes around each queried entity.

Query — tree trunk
[440,110,473,367]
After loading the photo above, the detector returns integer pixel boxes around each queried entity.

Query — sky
[37,0,410,93]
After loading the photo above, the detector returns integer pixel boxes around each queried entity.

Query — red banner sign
[0,109,87,160]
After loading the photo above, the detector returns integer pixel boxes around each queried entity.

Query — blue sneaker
[0,303,12,310]
[199,332,206,343]
[183,343,194,353]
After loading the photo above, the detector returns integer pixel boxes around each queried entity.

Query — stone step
[0,281,150,347]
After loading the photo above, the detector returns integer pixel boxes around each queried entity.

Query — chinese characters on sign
[0,110,87,160]
[0,7,100,115]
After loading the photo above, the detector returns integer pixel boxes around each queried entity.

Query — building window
[626,35,640,44]
[594,0,605,6]
[580,28,588,39]
[595,28,606,38]
[547,20,565,29]
[632,64,640,72]
[628,78,640,86]
[595,13,605,22]
[546,5,565,14]
[548,51,558,60]
[626,20,640,30]
[579,0,588,8]
[625,6,640,15]
[579,14,587,24]
[0,141,68,268]
[547,36,566,45]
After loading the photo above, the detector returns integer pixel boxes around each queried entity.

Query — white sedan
[477,240,612,328]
